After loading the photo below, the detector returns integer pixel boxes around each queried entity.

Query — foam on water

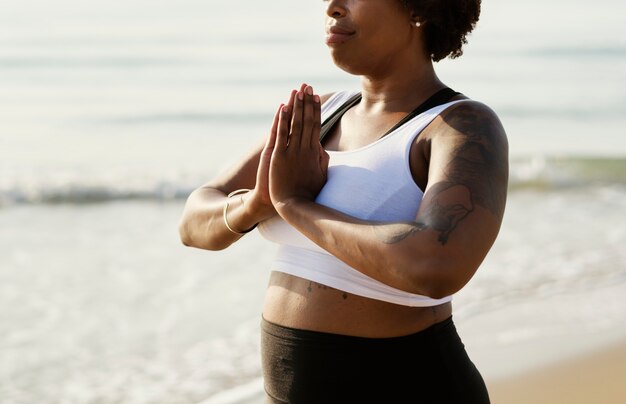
[2,156,625,206]
[2,192,625,402]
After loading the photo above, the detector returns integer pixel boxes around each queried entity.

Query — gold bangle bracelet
[223,189,258,235]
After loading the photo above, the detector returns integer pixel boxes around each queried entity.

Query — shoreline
[487,339,626,404]
[453,279,626,404]
[455,279,626,380]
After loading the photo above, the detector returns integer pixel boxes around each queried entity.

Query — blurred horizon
[1,0,625,206]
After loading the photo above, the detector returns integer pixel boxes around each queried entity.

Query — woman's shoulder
[442,98,503,127]
[437,98,507,144]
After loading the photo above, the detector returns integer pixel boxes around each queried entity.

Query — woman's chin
[329,51,368,76]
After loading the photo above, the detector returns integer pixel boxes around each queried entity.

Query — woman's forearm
[274,197,466,299]
[178,187,273,250]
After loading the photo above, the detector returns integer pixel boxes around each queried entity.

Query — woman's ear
[409,10,424,28]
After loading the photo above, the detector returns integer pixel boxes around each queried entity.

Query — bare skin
[179,0,508,338]
[265,273,452,338]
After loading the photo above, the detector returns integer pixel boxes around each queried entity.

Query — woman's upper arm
[416,101,509,292]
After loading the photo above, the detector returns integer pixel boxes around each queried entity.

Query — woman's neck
[358,59,444,114]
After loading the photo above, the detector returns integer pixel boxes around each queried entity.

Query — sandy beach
[488,340,626,404]
[453,279,626,404]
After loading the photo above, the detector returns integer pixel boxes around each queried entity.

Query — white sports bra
[258,91,465,307]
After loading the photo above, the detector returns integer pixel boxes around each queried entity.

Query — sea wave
[0,56,192,69]
[508,156,626,190]
[0,181,191,206]
[102,112,271,125]
[526,45,626,59]
[1,157,625,206]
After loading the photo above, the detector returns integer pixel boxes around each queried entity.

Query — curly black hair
[401,0,481,62]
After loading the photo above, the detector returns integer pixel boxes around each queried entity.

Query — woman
[179,0,507,402]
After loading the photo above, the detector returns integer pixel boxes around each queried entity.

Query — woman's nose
[325,0,347,19]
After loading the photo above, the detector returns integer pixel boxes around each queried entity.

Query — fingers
[310,90,321,149]
[278,83,320,151]
[264,103,282,152]
[288,83,312,149]
[275,104,291,151]
[276,91,297,150]
[290,89,305,149]
[285,89,297,125]
[291,84,321,150]
[300,86,315,148]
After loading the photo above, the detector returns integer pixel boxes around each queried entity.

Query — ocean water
[1,0,625,402]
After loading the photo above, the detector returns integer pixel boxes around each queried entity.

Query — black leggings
[261,316,490,404]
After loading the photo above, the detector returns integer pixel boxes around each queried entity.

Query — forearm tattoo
[375,104,508,246]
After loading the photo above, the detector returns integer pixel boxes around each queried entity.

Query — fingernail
[306,86,313,95]
[297,92,304,101]
[282,105,289,113]
[314,95,320,103]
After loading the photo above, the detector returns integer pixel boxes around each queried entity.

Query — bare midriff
[262,271,452,338]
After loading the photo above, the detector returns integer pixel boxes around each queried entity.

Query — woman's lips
[325,25,355,45]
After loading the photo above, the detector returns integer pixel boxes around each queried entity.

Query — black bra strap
[320,87,461,144]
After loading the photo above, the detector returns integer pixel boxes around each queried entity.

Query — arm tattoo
[374,104,508,246]
[420,183,474,244]
[374,186,473,246]
[376,221,428,244]
[443,106,508,217]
